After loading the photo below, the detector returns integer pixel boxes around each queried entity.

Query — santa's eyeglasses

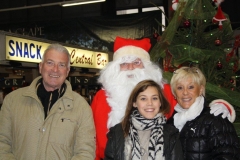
[120,59,142,70]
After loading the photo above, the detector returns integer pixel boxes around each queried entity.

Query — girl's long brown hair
[121,80,170,137]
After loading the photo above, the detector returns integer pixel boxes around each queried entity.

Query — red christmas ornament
[230,78,234,83]
[215,39,222,46]
[216,61,223,70]
[183,20,191,28]
[153,32,159,39]
[157,35,161,42]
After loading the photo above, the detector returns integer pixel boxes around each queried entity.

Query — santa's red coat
[91,84,177,160]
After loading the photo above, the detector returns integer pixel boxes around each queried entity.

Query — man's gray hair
[42,43,71,67]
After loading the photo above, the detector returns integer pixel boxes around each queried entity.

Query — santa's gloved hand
[210,103,229,119]
[209,99,236,123]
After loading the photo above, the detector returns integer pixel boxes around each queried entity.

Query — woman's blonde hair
[170,66,206,97]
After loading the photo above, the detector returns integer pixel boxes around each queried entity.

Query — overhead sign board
[5,35,108,69]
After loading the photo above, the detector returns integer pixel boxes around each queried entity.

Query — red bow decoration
[164,50,173,72]
[226,35,240,72]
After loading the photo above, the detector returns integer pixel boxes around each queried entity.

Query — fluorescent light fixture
[142,6,160,12]
[116,9,138,15]
[0,0,106,12]
[62,0,105,7]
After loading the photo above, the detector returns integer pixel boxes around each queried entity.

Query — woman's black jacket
[104,123,183,160]
[179,104,240,160]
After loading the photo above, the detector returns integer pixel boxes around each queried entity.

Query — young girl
[104,80,183,160]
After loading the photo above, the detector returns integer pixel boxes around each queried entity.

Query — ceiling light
[0,0,106,12]
[62,0,105,7]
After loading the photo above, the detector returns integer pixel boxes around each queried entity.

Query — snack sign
[5,36,108,69]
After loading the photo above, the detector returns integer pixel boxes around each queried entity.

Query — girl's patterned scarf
[129,110,166,160]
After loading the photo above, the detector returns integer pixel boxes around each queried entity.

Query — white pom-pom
[172,2,178,11]
[213,0,224,7]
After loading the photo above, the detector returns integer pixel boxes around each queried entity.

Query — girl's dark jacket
[179,103,240,160]
[104,123,183,160]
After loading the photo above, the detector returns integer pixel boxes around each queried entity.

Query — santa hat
[113,36,151,61]
[212,6,227,30]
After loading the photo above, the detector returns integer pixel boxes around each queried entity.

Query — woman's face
[175,78,203,109]
[133,86,161,119]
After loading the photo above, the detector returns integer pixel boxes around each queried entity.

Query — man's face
[120,58,144,71]
[39,49,70,91]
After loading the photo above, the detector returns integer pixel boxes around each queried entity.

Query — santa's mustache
[114,69,145,83]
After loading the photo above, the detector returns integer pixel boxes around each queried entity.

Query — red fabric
[163,84,177,119]
[113,36,151,52]
[213,6,227,21]
[91,89,110,160]
[91,84,176,160]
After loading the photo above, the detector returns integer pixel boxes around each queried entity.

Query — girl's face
[175,78,203,109]
[133,86,161,119]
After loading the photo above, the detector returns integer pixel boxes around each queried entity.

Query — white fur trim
[209,99,236,123]
[113,46,150,61]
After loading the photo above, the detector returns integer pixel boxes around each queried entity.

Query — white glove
[209,99,236,123]
[210,103,229,119]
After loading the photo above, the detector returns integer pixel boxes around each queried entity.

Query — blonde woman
[170,66,240,159]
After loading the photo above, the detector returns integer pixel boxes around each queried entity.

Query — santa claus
[91,36,235,160]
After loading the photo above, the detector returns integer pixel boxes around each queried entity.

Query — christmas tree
[150,0,240,121]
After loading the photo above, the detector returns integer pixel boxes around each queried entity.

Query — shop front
[0,31,109,105]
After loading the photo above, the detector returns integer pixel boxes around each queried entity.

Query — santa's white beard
[99,60,164,129]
